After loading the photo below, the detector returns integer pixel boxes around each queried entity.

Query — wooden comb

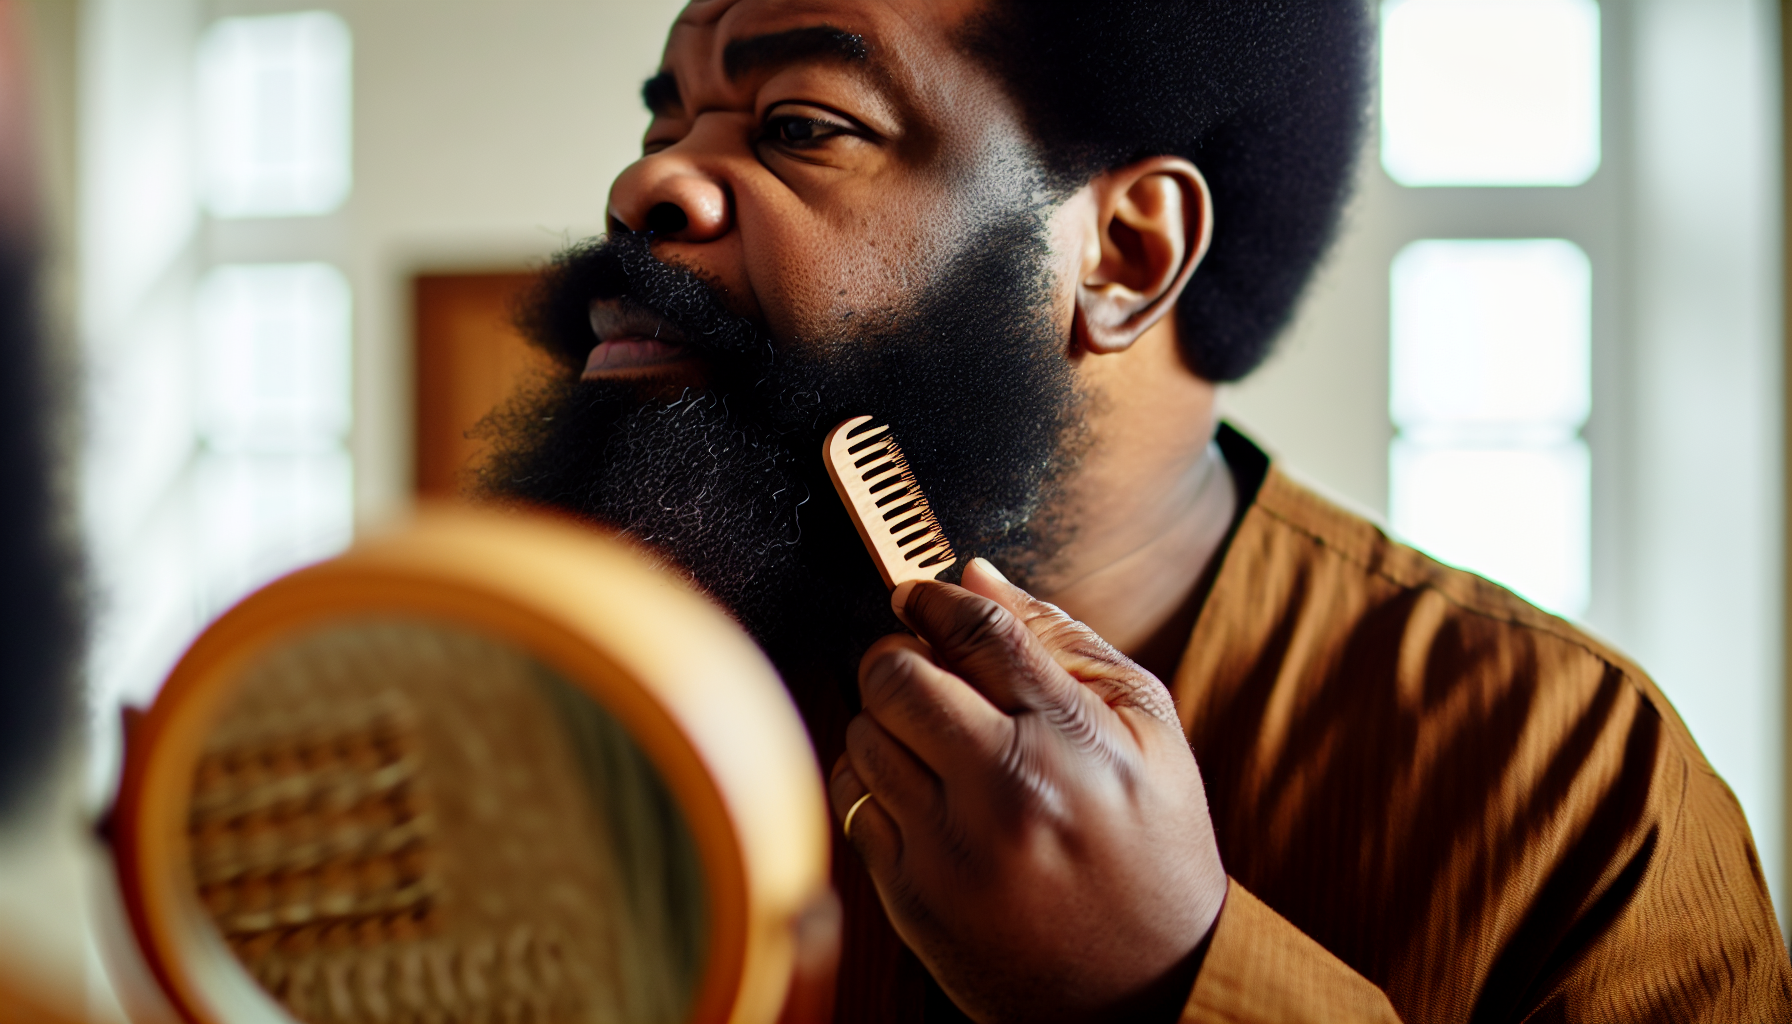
[824,415,959,589]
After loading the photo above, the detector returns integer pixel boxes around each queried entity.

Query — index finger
[890,573,1083,717]
[857,633,1014,774]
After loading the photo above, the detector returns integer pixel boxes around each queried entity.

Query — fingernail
[890,580,917,624]
[971,556,1010,585]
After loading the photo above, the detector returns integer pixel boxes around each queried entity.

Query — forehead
[662,0,989,96]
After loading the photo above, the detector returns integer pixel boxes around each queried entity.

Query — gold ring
[842,792,874,838]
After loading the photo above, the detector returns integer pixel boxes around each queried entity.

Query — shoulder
[1180,457,1787,1019]
[1202,461,1708,776]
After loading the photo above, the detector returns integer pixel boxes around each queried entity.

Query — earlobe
[1074,158,1211,356]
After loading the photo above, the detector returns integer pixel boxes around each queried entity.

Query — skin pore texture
[550,0,1239,1019]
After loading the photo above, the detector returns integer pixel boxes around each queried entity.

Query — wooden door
[413,272,551,498]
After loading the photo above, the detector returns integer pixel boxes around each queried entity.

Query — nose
[607,152,731,243]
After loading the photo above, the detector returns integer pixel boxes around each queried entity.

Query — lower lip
[581,337,692,378]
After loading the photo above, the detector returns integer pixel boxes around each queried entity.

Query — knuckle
[943,599,1024,659]
[829,769,865,814]
[848,739,902,793]
[912,584,1008,647]
[856,738,893,782]
[844,720,913,793]
[1039,619,1092,654]
[1025,603,1104,653]
[860,648,916,703]
[1088,669,1181,727]
[1018,595,1073,628]
[844,712,883,757]
[829,753,858,790]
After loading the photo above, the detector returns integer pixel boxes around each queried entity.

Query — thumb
[959,558,1181,729]
[891,569,1084,717]
[957,556,1058,626]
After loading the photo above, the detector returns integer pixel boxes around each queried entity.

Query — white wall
[1221,142,1395,522]
[1627,0,1783,917]
[79,0,202,727]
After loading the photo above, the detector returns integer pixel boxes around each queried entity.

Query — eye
[775,118,825,142]
[760,108,858,149]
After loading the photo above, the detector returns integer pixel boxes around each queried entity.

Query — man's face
[599,0,1072,383]
[483,0,1091,680]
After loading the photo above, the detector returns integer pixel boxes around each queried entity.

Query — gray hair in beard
[478,212,1087,678]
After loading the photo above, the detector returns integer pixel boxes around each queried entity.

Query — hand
[830,558,1228,1023]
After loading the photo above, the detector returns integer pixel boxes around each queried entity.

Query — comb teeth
[824,414,958,589]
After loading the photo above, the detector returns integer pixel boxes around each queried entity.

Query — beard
[477,211,1086,684]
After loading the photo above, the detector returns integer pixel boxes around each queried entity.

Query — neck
[1035,323,1236,682]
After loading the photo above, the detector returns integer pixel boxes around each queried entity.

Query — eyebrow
[642,71,681,115]
[640,26,870,118]
[722,25,869,82]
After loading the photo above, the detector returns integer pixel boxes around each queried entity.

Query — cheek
[736,192,956,343]
[1045,191,1096,345]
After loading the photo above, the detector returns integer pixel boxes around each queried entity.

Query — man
[482,0,1792,1020]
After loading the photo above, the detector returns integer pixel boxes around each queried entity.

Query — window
[82,11,358,785]
[1381,0,1600,187]
[191,9,357,617]
[198,10,352,217]
[1388,239,1592,614]
[194,263,354,611]
[1381,0,1603,616]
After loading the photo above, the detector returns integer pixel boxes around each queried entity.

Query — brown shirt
[810,426,1792,1022]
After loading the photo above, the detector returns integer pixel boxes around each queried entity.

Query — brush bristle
[823,415,959,589]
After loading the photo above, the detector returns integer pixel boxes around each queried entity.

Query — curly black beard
[477,211,1086,684]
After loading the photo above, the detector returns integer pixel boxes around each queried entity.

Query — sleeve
[1518,754,1792,1022]
[1180,879,1401,1024]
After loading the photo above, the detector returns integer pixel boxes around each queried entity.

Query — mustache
[517,231,771,373]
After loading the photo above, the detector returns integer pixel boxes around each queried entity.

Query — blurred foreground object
[0,0,77,818]
[108,507,837,1024]
[0,0,89,1018]
[0,969,87,1024]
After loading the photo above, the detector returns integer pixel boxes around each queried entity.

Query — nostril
[645,202,689,235]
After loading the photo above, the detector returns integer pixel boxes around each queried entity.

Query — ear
[1073,157,1212,355]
